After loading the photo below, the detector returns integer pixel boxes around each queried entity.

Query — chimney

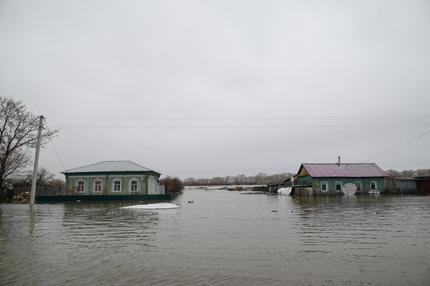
[337,156,341,166]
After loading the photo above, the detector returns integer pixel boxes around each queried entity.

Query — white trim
[76,178,85,193]
[355,182,362,192]
[129,177,139,193]
[93,177,102,193]
[370,181,377,190]
[112,178,122,192]
[320,181,328,192]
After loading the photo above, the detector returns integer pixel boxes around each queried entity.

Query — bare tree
[21,167,56,185]
[0,97,57,190]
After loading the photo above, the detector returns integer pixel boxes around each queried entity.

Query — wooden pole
[30,115,44,205]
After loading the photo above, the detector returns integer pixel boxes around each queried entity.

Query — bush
[161,177,184,193]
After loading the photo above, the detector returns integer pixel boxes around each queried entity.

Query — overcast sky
[1,0,429,179]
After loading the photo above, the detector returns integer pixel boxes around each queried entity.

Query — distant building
[63,161,164,195]
[292,159,388,196]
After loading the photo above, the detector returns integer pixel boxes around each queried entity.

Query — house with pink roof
[292,158,388,196]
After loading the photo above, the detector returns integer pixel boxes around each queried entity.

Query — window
[370,181,377,190]
[77,179,85,192]
[130,179,138,192]
[113,179,121,192]
[320,181,328,192]
[93,178,102,192]
[355,182,362,191]
[335,182,342,192]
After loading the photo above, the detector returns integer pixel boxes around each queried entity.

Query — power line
[363,129,430,163]
[46,114,430,120]
[49,138,66,170]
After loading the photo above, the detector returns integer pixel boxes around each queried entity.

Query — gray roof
[63,161,159,174]
[301,163,387,178]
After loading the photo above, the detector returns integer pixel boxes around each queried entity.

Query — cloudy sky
[1,0,429,179]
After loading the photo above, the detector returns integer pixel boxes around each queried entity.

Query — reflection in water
[1,191,430,286]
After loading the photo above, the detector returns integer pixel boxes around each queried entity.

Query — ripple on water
[1,193,430,286]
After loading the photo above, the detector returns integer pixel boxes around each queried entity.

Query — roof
[415,176,430,181]
[63,161,159,174]
[300,163,387,178]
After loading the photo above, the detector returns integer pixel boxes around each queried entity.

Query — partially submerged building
[267,177,293,193]
[63,161,164,195]
[292,159,388,196]
[394,178,417,194]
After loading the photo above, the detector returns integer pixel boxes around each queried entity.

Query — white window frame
[355,182,362,191]
[320,181,328,192]
[335,181,342,192]
[93,178,102,193]
[77,179,85,192]
[370,181,377,190]
[112,178,122,192]
[129,178,139,193]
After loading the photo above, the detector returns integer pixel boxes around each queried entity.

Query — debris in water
[277,187,292,195]
[121,203,179,210]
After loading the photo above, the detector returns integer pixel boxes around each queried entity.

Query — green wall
[65,173,160,195]
[295,176,386,194]
[147,176,158,195]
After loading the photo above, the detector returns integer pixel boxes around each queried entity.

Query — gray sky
[1,0,429,179]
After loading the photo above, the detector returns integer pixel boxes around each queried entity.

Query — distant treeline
[183,173,294,186]
[385,169,430,178]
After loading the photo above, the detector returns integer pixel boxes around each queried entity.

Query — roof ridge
[302,162,376,165]
[63,160,158,174]
[63,161,103,172]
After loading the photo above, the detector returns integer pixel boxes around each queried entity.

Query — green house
[63,161,163,196]
[293,161,388,196]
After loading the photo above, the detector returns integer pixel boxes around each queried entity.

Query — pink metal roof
[302,163,387,178]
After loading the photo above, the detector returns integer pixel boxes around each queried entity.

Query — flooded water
[1,189,430,286]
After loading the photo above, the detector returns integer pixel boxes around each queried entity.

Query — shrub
[161,176,184,193]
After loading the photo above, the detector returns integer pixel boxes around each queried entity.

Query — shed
[415,176,430,194]
[395,178,417,194]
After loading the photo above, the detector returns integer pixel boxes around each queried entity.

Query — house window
[355,182,362,191]
[93,178,102,192]
[371,181,377,190]
[113,179,121,192]
[77,179,85,192]
[335,182,342,192]
[320,181,328,192]
[130,179,138,192]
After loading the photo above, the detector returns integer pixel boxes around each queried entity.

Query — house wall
[295,176,386,195]
[65,173,160,195]
[147,176,158,195]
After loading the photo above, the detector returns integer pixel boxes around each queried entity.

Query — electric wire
[49,138,66,170]
[363,129,430,163]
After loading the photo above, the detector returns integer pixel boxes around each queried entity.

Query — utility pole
[30,115,44,205]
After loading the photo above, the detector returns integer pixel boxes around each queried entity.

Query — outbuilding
[415,176,430,194]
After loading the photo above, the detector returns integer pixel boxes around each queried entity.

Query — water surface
[1,189,429,285]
